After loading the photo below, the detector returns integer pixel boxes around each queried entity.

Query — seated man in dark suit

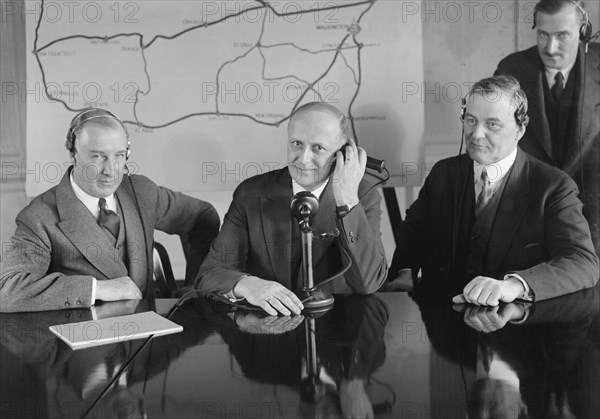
[389,75,598,306]
[0,108,220,312]
[197,102,388,315]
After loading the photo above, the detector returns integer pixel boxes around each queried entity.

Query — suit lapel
[486,151,530,272]
[563,45,600,174]
[56,168,128,279]
[526,56,554,162]
[452,155,472,261]
[116,181,149,291]
[260,170,294,286]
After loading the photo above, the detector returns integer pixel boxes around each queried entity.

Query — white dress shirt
[473,147,517,200]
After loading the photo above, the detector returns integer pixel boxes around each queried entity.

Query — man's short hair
[466,75,529,127]
[534,0,587,26]
[66,108,128,154]
[289,102,350,141]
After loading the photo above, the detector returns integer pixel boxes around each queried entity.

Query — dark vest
[455,168,512,285]
[100,198,128,264]
[543,67,578,167]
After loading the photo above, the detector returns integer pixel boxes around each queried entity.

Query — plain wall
[2,0,599,276]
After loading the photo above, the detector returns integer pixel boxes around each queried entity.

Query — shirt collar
[292,178,328,200]
[473,147,517,185]
[545,59,576,89]
[70,172,117,217]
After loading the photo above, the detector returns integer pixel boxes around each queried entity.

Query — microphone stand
[300,316,325,402]
[291,192,335,313]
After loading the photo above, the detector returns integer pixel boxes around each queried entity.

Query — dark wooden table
[1,288,598,418]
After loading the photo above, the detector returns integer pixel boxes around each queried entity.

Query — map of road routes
[25,0,424,194]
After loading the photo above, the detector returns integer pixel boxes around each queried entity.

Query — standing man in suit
[389,76,598,306]
[0,108,220,312]
[495,0,600,255]
[197,102,388,316]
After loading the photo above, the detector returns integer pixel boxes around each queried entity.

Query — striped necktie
[98,198,120,239]
[475,168,492,217]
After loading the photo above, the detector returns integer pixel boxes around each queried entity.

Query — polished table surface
[1,288,599,419]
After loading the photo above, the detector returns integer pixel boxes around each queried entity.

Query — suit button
[76,300,83,306]
[350,237,356,243]
[64,301,70,307]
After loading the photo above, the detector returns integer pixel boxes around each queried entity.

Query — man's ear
[69,151,77,165]
[515,125,526,142]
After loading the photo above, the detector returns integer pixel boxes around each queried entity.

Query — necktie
[475,168,492,217]
[551,72,564,102]
[98,198,120,239]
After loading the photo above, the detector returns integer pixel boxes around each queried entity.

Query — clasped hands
[452,276,528,333]
[452,275,525,306]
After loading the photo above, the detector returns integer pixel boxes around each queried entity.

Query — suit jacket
[0,167,220,312]
[197,168,387,295]
[390,150,598,301]
[495,44,600,255]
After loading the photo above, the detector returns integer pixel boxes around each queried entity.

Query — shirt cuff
[503,273,534,301]
[223,275,248,302]
[91,277,97,305]
[336,202,359,219]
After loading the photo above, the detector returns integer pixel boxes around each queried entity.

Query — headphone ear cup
[580,21,593,42]
[65,130,75,154]
[514,104,529,127]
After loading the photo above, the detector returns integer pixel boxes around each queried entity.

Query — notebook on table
[49,311,183,350]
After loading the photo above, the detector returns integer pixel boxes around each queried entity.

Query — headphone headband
[66,108,130,158]
[460,97,529,127]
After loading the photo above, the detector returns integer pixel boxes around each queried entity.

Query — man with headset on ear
[388,75,598,306]
[196,102,388,316]
[0,108,220,312]
[495,0,600,256]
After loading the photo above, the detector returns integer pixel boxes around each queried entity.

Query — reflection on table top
[1,287,599,419]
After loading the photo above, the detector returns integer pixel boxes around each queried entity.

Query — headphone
[460,97,530,128]
[532,0,593,43]
[66,108,131,159]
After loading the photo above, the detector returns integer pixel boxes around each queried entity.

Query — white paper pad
[49,311,183,350]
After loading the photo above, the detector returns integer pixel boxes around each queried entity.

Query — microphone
[290,191,319,221]
[367,156,386,173]
[290,192,335,313]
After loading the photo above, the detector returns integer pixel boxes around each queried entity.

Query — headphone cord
[359,167,391,202]
[79,288,204,419]
[576,45,587,198]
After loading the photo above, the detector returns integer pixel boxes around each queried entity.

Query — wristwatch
[336,205,352,218]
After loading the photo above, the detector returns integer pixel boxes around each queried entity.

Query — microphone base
[297,289,335,314]
[300,378,326,402]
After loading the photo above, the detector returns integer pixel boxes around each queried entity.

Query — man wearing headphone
[388,76,598,306]
[197,102,388,316]
[0,108,220,312]
[495,0,600,256]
